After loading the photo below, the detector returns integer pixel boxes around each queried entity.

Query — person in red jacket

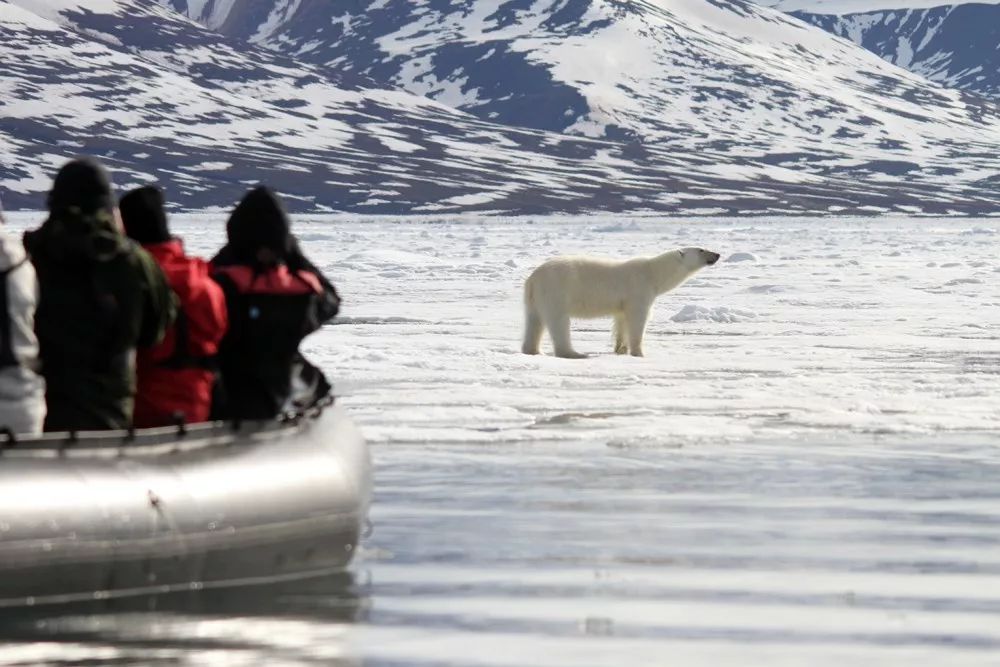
[119,186,228,427]
[211,186,340,420]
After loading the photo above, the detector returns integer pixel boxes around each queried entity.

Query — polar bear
[521,247,720,358]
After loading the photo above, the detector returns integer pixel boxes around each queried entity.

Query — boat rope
[171,411,188,438]
[0,427,16,452]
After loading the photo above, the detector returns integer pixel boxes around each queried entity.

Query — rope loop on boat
[0,427,16,452]
[221,393,335,434]
[58,431,78,456]
[307,395,334,420]
[172,411,188,439]
[279,410,301,427]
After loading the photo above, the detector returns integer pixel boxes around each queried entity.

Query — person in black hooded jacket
[210,186,340,420]
[23,158,175,431]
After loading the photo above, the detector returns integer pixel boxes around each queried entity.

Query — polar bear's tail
[522,276,543,355]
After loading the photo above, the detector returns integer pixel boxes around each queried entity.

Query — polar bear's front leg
[625,300,652,357]
[613,314,628,354]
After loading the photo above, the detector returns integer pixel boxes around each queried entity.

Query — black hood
[120,186,171,245]
[224,186,291,264]
[26,158,126,266]
[48,158,115,218]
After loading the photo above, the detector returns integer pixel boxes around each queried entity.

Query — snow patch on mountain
[763,0,1000,12]
[11,0,123,22]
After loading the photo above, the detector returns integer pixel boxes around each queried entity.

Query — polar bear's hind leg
[522,304,544,355]
[545,311,585,359]
[613,314,628,354]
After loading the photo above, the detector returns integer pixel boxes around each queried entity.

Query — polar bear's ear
[678,249,686,258]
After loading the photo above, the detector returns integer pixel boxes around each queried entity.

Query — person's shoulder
[124,237,155,263]
[113,238,165,280]
[170,252,222,296]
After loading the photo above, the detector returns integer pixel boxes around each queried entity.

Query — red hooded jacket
[133,240,228,427]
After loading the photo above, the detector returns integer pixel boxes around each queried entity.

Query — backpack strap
[0,259,27,369]
[157,307,218,371]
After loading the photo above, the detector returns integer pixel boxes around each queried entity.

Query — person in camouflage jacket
[23,158,175,432]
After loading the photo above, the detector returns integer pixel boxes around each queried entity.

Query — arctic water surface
[2,215,999,666]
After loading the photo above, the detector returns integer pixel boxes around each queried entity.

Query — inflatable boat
[0,401,370,608]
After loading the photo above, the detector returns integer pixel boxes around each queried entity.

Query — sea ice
[670,304,758,323]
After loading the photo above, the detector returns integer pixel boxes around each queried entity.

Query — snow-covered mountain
[0,0,745,214]
[762,1,1000,101]
[160,0,1000,143]
[1,0,999,214]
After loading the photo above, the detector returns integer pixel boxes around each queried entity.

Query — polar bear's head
[678,247,721,270]
[650,247,720,295]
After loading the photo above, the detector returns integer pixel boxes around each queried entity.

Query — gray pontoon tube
[0,403,371,608]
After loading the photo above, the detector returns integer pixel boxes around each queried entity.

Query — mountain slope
[158,1,1000,202]
[0,0,754,214]
[1,0,998,214]
[761,1,1000,101]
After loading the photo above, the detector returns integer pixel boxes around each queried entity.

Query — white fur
[522,247,720,358]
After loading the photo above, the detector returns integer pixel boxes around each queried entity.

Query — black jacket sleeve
[287,236,340,324]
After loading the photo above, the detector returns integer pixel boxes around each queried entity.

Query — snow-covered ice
[245,214,999,446]
[671,304,758,323]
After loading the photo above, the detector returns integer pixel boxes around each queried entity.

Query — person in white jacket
[0,198,45,434]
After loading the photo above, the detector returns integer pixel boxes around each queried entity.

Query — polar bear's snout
[681,247,720,267]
